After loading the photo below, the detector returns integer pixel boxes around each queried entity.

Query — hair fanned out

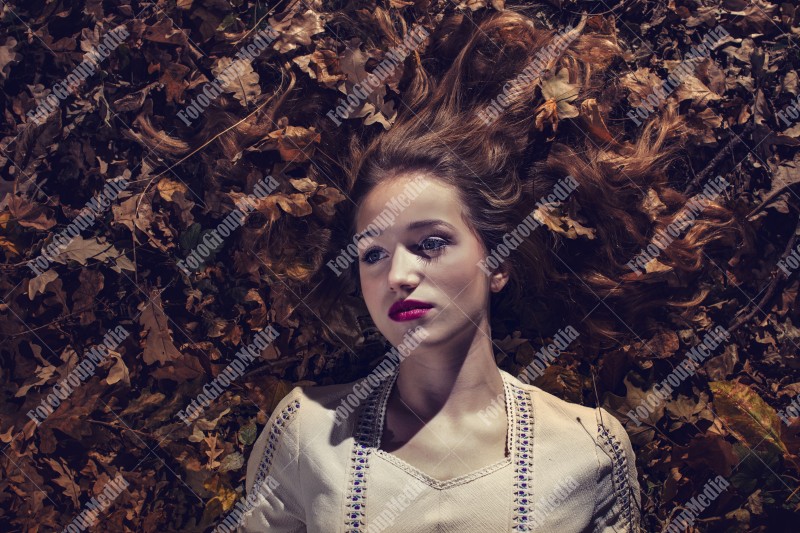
[137,6,754,355]
[318,8,753,353]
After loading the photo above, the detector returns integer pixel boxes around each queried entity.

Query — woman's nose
[387,246,420,292]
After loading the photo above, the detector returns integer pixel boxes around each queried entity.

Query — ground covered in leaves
[2,0,800,531]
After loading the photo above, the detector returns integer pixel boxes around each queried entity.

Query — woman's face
[354,172,509,349]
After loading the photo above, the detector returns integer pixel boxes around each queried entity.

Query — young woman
[238,172,642,532]
[236,7,743,533]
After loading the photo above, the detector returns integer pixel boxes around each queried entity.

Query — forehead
[355,173,466,233]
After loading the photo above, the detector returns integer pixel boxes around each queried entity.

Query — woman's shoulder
[245,378,364,491]
[500,369,632,447]
[261,376,375,430]
[501,369,642,530]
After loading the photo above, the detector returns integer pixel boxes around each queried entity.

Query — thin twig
[242,354,308,380]
[728,213,800,333]
[129,68,297,284]
[747,181,800,220]
[88,419,159,440]
[683,123,755,196]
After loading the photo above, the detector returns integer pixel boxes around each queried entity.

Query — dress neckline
[368,367,516,490]
[343,367,535,531]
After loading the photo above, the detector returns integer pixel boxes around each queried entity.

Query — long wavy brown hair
[135,6,754,356]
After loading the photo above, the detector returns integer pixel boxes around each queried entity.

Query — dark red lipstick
[388,299,433,322]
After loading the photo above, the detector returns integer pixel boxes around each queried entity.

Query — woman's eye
[418,236,448,252]
[360,236,449,265]
[361,249,384,264]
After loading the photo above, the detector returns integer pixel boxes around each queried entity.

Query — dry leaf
[50,235,136,273]
[532,202,596,239]
[540,67,580,120]
[138,289,183,365]
[212,57,261,108]
[267,8,325,54]
[710,381,788,456]
[28,269,58,300]
[156,177,189,202]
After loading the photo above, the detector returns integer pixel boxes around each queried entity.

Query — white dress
[234,367,642,532]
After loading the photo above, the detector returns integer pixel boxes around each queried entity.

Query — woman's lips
[389,307,431,322]
[388,299,434,321]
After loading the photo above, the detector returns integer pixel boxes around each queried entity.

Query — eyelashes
[415,237,447,264]
[360,235,451,265]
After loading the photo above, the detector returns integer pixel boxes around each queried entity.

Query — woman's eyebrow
[354,219,456,241]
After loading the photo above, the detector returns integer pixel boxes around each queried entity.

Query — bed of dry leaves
[2,0,800,531]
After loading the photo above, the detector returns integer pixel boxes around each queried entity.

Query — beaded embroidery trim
[598,424,633,529]
[342,369,534,531]
[251,398,302,495]
[373,371,514,490]
[508,378,534,531]
[343,375,388,532]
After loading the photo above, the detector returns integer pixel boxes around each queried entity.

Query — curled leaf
[710,381,788,456]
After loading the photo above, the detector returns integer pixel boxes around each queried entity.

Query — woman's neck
[390,329,504,421]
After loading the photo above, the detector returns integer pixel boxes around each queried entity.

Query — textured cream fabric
[237,367,642,532]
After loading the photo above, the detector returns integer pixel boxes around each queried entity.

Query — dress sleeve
[591,407,643,533]
[237,386,306,533]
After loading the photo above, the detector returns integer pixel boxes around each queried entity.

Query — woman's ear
[489,263,510,293]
